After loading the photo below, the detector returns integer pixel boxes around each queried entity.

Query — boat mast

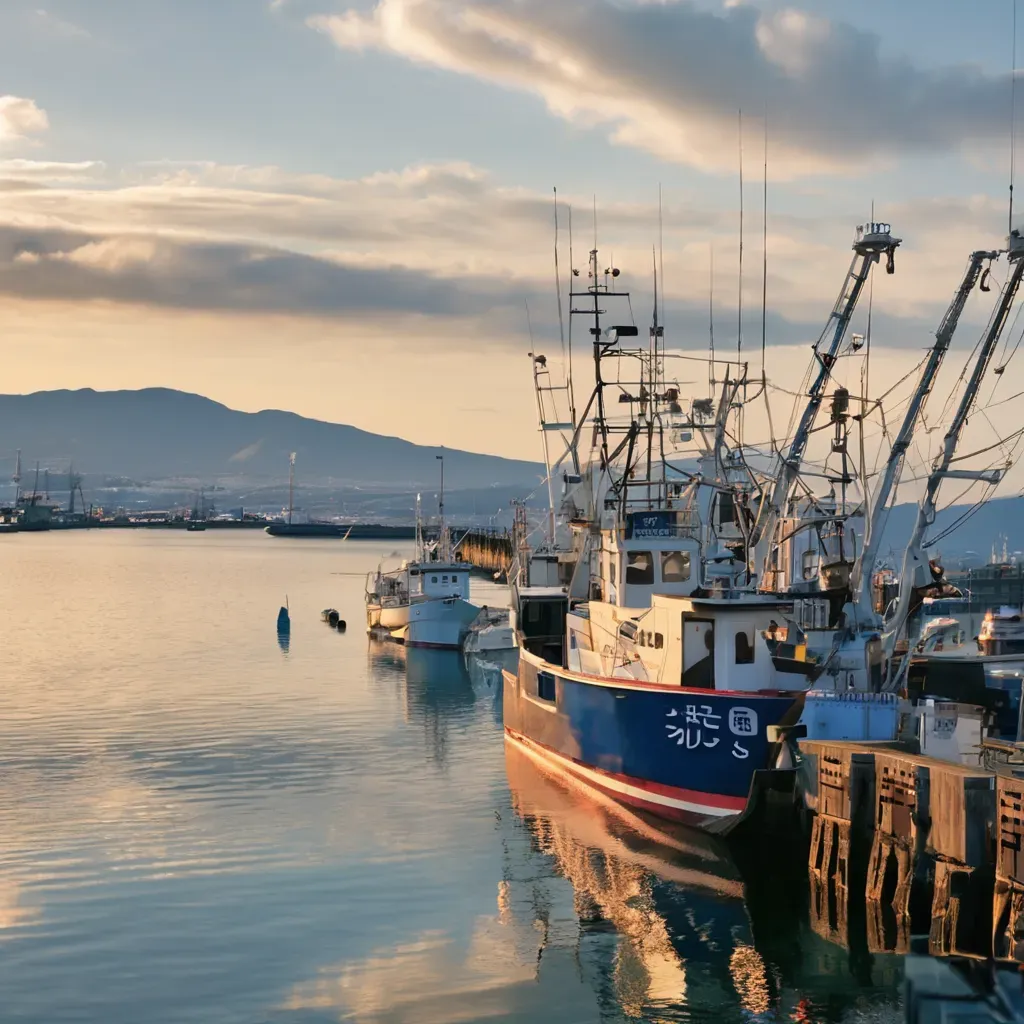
[884,232,1024,680]
[436,452,450,561]
[288,452,295,526]
[752,222,901,588]
[852,247,998,623]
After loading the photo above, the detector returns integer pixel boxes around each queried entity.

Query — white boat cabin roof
[518,586,568,599]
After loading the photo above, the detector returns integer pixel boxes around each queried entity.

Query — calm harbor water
[1,531,905,1023]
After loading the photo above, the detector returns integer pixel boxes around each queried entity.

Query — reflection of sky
[0,531,905,1022]
[0,533,523,1021]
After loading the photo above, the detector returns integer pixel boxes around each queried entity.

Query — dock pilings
[799,740,998,959]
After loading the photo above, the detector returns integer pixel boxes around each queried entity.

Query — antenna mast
[1012,0,1019,233]
[737,109,744,366]
[709,246,716,396]
[761,110,768,380]
[287,452,295,525]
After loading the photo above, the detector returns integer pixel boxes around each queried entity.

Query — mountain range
[0,388,543,492]
[0,387,1016,554]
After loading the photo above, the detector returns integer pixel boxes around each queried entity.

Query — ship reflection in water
[357,638,906,1023]
[503,742,905,1023]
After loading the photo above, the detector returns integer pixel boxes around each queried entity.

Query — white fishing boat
[365,461,479,649]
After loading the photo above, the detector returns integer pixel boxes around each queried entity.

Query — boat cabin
[565,594,798,692]
[409,561,472,601]
[595,510,702,607]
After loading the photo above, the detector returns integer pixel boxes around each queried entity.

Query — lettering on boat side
[729,707,757,736]
[665,704,755,758]
[627,511,673,539]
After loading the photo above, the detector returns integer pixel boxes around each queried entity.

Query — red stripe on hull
[505,729,746,826]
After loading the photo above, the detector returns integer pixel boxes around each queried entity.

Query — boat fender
[337,619,347,632]
[328,610,340,627]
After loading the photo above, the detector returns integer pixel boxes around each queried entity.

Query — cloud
[0,96,49,148]
[308,0,1010,177]
[0,159,103,182]
[0,222,550,323]
[0,155,1011,347]
[283,922,545,1024]
[33,8,91,39]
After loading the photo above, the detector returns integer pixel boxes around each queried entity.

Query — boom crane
[884,231,1024,687]
[753,222,901,590]
[851,248,999,625]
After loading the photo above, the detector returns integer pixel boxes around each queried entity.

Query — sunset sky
[1,0,1021,466]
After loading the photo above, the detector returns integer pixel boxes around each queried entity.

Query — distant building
[947,562,1024,611]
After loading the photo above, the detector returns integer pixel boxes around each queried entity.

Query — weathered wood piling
[799,740,998,960]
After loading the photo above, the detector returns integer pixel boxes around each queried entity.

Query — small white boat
[463,606,515,653]
[365,473,479,650]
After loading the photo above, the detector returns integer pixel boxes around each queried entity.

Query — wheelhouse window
[661,551,691,583]
[431,576,438,583]
[801,551,817,581]
[735,630,755,665]
[625,551,654,585]
[537,671,557,703]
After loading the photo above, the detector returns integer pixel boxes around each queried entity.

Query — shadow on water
[503,741,905,1024]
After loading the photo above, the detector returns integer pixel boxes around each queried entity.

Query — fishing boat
[186,487,207,531]
[264,452,352,537]
[503,244,814,834]
[365,461,479,649]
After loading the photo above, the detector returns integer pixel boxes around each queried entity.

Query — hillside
[0,388,543,491]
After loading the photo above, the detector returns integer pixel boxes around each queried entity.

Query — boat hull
[463,624,516,653]
[503,656,804,833]
[406,597,480,649]
[365,603,410,632]
[265,523,346,537]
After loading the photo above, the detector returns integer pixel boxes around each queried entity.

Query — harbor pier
[454,529,514,577]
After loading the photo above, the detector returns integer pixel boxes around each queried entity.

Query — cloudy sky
[1,0,1021,461]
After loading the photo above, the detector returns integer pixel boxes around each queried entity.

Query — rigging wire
[552,188,568,369]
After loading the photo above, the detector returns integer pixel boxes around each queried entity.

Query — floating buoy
[328,609,340,628]
[337,619,347,632]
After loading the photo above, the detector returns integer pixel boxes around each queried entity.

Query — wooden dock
[454,529,514,577]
